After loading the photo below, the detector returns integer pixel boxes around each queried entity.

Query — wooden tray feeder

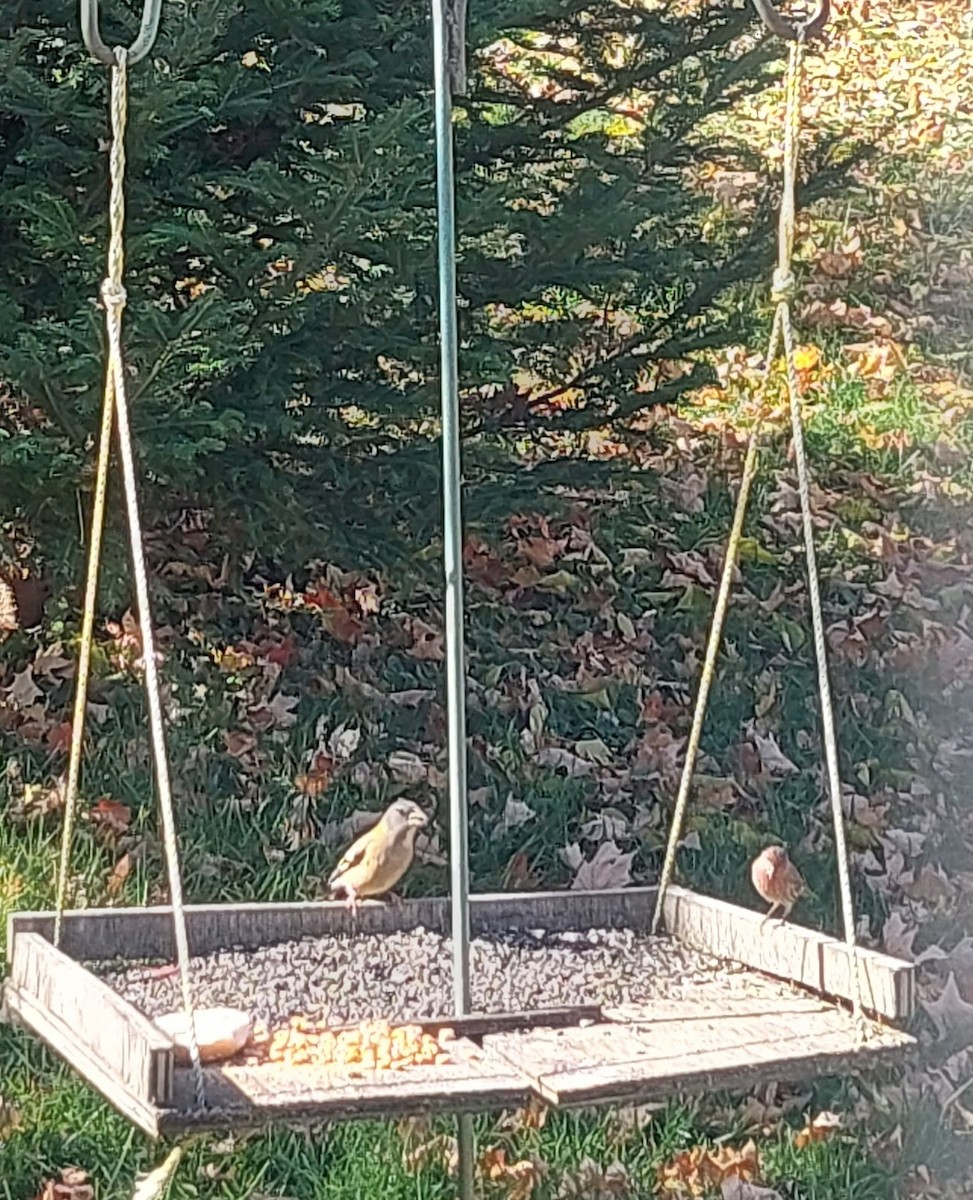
[4,885,916,1137]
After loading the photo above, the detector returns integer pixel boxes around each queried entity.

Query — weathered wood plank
[6,887,916,1025]
[603,993,833,1023]
[335,1006,604,1040]
[4,984,161,1137]
[1,923,917,1136]
[6,934,175,1105]
[660,886,915,1021]
[487,999,916,1108]
[160,1036,531,1133]
[7,889,661,963]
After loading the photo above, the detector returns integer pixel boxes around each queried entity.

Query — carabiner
[79,0,162,66]
[750,0,830,42]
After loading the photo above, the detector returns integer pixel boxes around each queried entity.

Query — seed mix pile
[95,926,796,1029]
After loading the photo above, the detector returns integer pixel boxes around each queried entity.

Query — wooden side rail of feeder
[8,887,916,1023]
[4,932,175,1132]
[3,887,917,1137]
[658,886,915,1020]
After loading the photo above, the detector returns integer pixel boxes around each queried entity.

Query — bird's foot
[344,890,360,914]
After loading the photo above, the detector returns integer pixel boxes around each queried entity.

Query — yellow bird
[328,799,429,910]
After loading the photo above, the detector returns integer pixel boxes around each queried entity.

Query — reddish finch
[751,845,806,925]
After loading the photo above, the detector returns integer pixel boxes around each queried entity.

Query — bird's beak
[408,809,429,828]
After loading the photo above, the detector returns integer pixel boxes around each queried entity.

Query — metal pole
[431,0,474,1194]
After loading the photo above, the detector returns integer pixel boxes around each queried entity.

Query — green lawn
[2,4,973,1198]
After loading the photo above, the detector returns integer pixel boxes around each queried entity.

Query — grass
[4,4,973,1198]
[0,1034,903,1200]
[2,361,969,1195]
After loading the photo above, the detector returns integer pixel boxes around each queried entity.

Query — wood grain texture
[3,984,162,1137]
[334,1006,604,1039]
[0,922,916,1138]
[486,995,916,1108]
[7,889,661,962]
[8,885,915,1021]
[659,886,916,1020]
[160,1036,530,1133]
[3,933,177,1136]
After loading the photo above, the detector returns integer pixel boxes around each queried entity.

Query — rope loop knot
[101,278,127,311]
[771,268,796,304]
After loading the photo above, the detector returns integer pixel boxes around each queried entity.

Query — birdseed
[94,927,798,1029]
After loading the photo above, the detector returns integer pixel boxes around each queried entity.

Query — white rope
[652,39,869,1036]
[650,313,778,934]
[104,46,206,1106]
[780,304,868,1033]
[56,46,206,1107]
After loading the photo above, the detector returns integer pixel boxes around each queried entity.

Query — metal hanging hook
[80,0,162,65]
[750,0,830,42]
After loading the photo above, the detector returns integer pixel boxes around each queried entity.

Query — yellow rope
[53,46,207,1105]
[651,38,869,1037]
[649,315,776,934]
[54,320,115,947]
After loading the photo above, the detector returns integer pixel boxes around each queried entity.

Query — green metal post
[430,0,474,1194]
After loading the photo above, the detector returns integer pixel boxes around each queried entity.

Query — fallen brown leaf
[88,796,132,840]
[35,1167,94,1200]
[794,1110,842,1149]
[107,852,132,897]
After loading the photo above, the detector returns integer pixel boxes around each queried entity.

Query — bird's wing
[328,830,373,887]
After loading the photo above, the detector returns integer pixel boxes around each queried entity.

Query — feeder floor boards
[3,887,916,1137]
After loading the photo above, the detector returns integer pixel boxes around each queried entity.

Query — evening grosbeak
[328,799,429,910]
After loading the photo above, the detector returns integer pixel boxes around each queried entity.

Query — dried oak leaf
[516,535,567,570]
[479,1146,546,1200]
[405,616,445,661]
[304,584,366,644]
[247,691,300,731]
[923,973,973,1042]
[659,1140,759,1196]
[107,851,133,897]
[20,776,68,819]
[45,722,74,755]
[570,839,635,891]
[224,730,258,759]
[752,732,799,776]
[294,751,334,798]
[794,1110,842,1149]
[499,1094,548,1132]
[0,1095,21,1138]
[882,911,918,960]
[35,1167,94,1200]
[105,609,143,669]
[491,796,536,841]
[402,1132,458,1175]
[3,664,43,709]
[257,633,299,668]
[8,574,52,629]
[88,796,132,839]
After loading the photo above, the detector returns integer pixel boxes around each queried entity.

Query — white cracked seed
[94,927,794,1029]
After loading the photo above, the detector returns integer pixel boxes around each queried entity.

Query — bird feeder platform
[4,887,916,1138]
